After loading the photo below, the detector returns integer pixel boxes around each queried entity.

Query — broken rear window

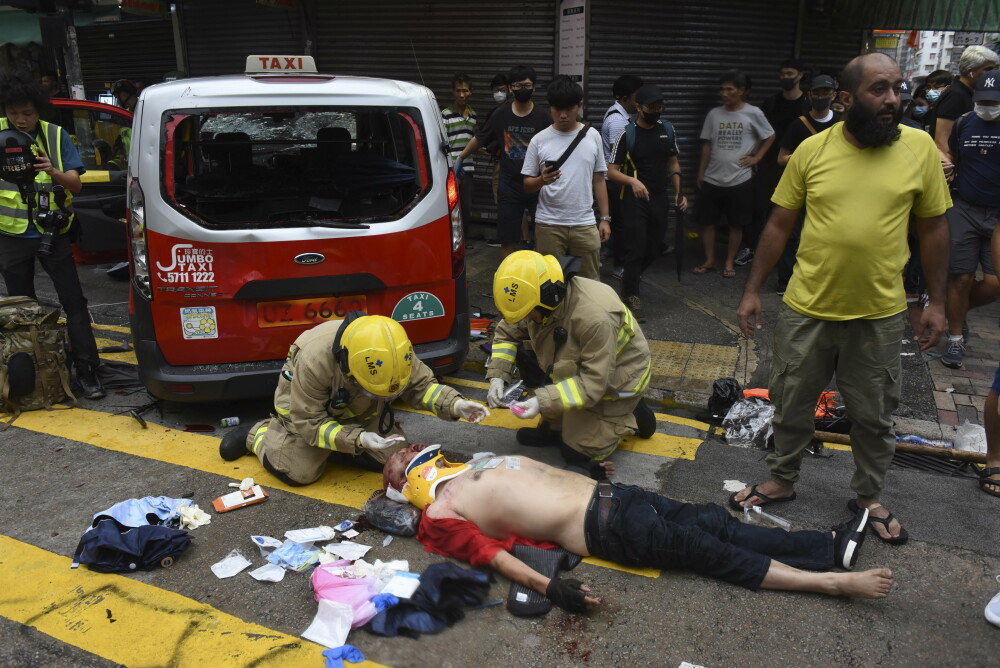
[162,107,430,229]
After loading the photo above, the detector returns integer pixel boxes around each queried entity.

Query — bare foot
[830,568,894,599]
[733,481,794,507]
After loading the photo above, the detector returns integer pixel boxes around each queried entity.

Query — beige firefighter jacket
[272,319,463,455]
[487,277,651,417]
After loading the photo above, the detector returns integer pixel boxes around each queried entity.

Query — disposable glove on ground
[487,378,506,408]
[454,399,490,423]
[510,396,540,419]
[359,432,406,451]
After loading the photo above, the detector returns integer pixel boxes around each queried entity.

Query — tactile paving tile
[648,340,740,391]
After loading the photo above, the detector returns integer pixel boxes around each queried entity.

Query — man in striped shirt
[442,73,478,243]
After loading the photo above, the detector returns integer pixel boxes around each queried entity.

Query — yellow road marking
[93,323,131,334]
[582,556,659,578]
[443,375,488,390]
[0,536,385,667]
[94,336,137,365]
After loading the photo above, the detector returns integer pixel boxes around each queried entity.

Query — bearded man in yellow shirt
[732,53,952,546]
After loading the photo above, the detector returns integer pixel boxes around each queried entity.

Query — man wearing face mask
[607,84,687,321]
[772,74,841,294]
[218,314,489,486]
[933,45,998,159]
[939,71,1000,370]
[734,53,951,546]
[456,65,550,260]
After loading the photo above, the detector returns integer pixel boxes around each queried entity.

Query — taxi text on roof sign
[245,55,318,74]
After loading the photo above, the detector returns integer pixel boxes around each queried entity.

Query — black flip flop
[978,467,1000,498]
[847,499,909,545]
[728,484,797,511]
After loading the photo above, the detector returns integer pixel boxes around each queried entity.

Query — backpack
[618,119,677,197]
[0,296,76,428]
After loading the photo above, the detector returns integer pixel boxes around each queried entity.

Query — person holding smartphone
[521,75,610,281]
[0,72,104,399]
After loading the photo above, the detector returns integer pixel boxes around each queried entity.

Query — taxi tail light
[128,178,152,301]
[447,170,465,278]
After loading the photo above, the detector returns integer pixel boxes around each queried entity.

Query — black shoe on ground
[633,400,656,439]
[516,421,562,447]
[833,505,869,570]
[219,422,254,461]
[776,278,788,296]
[76,364,106,400]
[485,238,502,247]
[734,248,754,266]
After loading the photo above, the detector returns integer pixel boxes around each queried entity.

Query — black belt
[585,481,615,556]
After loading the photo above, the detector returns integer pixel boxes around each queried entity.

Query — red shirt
[417,513,559,566]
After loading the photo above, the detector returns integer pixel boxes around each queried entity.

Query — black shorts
[698,180,753,228]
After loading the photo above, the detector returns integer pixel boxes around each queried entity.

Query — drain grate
[889,451,980,479]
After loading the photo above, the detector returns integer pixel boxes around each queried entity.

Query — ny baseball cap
[634,84,664,105]
[898,80,913,101]
[973,70,1000,102]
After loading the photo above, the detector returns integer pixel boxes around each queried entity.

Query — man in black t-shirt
[457,65,550,260]
[933,45,997,159]
[743,59,812,267]
[772,75,840,295]
[608,84,687,322]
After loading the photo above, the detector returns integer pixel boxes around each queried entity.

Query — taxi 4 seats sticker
[392,292,445,322]
[181,306,218,340]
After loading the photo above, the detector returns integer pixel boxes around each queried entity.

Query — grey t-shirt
[522,125,607,227]
[700,104,774,187]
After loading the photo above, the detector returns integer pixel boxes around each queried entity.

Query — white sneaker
[987,575,1000,628]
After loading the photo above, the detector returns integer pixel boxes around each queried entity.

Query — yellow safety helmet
[336,314,414,397]
[401,444,469,509]
[493,250,566,323]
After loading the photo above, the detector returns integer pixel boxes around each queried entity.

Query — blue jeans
[584,483,833,590]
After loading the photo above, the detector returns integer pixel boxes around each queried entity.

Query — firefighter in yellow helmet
[488,251,655,478]
[219,313,489,486]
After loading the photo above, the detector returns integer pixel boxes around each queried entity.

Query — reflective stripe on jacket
[0,118,74,235]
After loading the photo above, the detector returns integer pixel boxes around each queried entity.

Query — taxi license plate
[257,296,367,329]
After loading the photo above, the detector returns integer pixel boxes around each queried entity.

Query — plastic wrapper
[363,490,421,537]
[501,380,525,407]
[954,420,987,453]
[722,398,775,449]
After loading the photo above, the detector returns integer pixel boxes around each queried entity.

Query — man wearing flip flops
[733,53,952,545]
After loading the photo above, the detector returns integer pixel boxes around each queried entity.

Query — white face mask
[493,91,507,103]
[975,103,1000,121]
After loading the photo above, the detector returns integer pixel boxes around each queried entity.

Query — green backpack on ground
[0,296,76,428]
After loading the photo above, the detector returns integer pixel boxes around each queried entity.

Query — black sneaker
[485,238,502,247]
[516,422,562,447]
[76,363,106,400]
[219,422,254,461]
[776,279,788,296]
[734,248,754,266]
[832,506,869,570]
[941,339,965,368]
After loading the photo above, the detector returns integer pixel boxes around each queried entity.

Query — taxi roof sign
[246,55,317,74]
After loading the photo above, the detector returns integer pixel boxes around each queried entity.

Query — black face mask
[642,110,661,124]
[779,77,798,91]
[810,96,831,112]
[513,88,533,103]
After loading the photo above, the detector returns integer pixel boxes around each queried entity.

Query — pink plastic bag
[311,561,379,628]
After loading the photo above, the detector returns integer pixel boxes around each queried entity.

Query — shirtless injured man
[382,444,894,612]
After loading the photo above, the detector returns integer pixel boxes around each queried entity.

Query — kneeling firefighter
[487,251,656,478]
[220,313,489,486]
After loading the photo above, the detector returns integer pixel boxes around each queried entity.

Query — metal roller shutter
[179,0,306,77]
[315,0,558,224]
[75,18,176,95]
[587,0,862,199]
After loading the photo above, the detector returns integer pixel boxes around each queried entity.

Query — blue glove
[454,156,466,179]
[323,645,365,668]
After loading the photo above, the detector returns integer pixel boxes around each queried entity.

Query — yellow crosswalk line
[582,556,659,578]
[94,336,138,365]
[0,535,385,667]
[92,323,131,334]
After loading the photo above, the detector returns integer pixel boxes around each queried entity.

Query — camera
[35,208,69,256]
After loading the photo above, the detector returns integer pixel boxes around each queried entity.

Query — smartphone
[543,160,558,171]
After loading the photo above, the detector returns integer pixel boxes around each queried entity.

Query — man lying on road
[382,444,893,612]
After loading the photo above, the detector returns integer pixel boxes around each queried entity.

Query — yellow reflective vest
[0,118,74,235]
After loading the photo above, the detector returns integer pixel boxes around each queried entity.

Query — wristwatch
[599,216,612,222]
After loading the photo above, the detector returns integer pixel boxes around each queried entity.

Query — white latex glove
[510,396,540,420]
[487,377,506,408]
[359,432,406,451]
[454,399,490,423]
